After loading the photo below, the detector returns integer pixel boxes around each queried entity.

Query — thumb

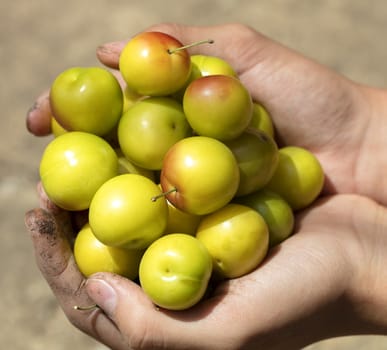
[96,23,266,75]
[85,272,217,350]
[86,272,171,349]
[95,23,201,69]
[85,272,155,321]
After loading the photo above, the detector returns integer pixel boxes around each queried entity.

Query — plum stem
[167,39,214,54]
[151,187,177,202]
[73,304,99,311]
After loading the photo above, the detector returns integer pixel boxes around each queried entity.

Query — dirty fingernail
[86,278,117,317]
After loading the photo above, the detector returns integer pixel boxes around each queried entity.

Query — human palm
[26,23,387,350]
[26,191,387,350]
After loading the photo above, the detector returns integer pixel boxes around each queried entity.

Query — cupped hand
[25,23,387,349]
[27,23,387,204]
[96,23,387,205]
[25,188,387,350]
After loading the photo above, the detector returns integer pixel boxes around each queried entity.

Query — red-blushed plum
[183,75,253,140]
[157,184,202,236]
[160,136,240,216]
[118,97,191,170]
[119,31,192,96]
[173,54,238,102]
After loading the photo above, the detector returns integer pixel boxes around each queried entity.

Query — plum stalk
[151,187,177,202]
[167,39,214,54]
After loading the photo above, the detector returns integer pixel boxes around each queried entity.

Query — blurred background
[2,0,387,349]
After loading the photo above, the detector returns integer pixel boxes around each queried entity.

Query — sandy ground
[2,0,387,349]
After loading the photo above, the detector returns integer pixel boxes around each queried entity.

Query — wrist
[351,84,387,205]
[345,197,387,334]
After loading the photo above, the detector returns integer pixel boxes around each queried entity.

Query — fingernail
[86,278,117,316]
[96,43,111,55]
[97,41,125,55]
[26,102,39,133]
[26,101,38,117]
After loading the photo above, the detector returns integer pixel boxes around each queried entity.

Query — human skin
[25,191,387,350]
[25,23,387,349]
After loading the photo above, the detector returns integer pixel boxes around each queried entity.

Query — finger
[25,208,126,349]
[37,181,62,214]
[36,181,76,242]
[25,208,75,283]
[96,41,126,69]
[144,22,269,68]
[86,273,190,350]
[26,90,52,136]
[36,181,88,240]
[86,273,236,350]
[96,23,270,76]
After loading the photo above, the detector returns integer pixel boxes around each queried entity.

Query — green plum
[39,131,118,211]
[139,233,212,310]
[237,189,294,247]
[164,199,202,236]
[122,85,143,113]
[89,174,168,250]
[249,102,275,139]
[115,148,155,181]
[118,97,191,170]
[74,223,143,279]
[196,203,269,279]
[50,116,67,137]
[224,128,279,196]
[190,54,237,80]
[265,146,325,210]
[50,66,123,136]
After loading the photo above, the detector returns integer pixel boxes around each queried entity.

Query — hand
[95,23,387,206]
[25,187,387,350]
[27,23,387,204]
[25,23,387,349]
